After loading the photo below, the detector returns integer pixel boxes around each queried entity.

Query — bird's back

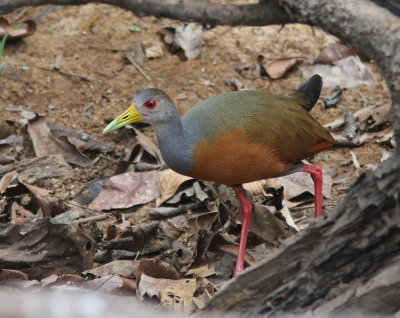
[182,90,333,185]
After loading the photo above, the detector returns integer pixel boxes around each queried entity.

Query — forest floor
[0,3,393,315]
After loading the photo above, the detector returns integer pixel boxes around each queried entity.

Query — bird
[103,74,334,277]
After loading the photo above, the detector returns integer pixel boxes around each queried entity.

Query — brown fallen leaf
[40,274,84,288]
[157,169,193,206]
[316,42,370,64]
[219,245,256,266]
[28,117,91,167]
[11,201,34,224]
[276,171,332,201]
[1,171,64,218]
[0,155,74,186]
[48,122,112,153]
[129,127,163,163]
[355,104,390,132]
[137,273,196,312]
[0,269,28,280]
[106,220,130,240]
[185,265,219,278]
[0,170,17,193]
[83,260,139,278]
[264,57,300,79]
[0,218,98,279]
[88,170,163,210]
[81,275,136,295]
[136,259,179,285]
[0,17,36,40]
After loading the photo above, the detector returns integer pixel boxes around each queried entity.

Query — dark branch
[0,0,291,26]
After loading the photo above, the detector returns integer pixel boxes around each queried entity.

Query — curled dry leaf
[11,201,34,224]
[0,269,28,280]
[0,170,64,218]
[264,57,300,79]
[129,127,163,163]
[277,171,332,201]
[185,265,219,278]
[88,170,163,210]
[28,117,91,167]
[0,17,36,40]
[48,122,112,153]
[136,259,179,285]
[157,169,193,206]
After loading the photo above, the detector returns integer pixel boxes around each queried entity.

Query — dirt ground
[0,2,393,303]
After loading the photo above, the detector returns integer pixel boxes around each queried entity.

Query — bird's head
[103,88,175,133]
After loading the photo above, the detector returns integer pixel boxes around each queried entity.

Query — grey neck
[152,112,194,175]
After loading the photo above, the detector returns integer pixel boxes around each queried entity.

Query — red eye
[144,99,157,109]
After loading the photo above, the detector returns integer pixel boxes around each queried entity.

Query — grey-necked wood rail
[103,74,334,276]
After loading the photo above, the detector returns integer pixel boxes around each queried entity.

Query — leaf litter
[0,4,394,315]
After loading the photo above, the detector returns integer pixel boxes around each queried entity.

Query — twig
[42,66,91,81]
[350,150,361,169]
[65,201,102,214]
[89,45,128,52]
[125,53,151,81]
[73,213,109,224]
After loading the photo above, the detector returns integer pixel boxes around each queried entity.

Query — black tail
[294,74,322,112]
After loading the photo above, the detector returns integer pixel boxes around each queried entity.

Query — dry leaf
[48,122,112,153]
[88,170,163,210]
[265,57,300,79]
[28,117,91,167]
[137,274,196,312]
[302,56,377,88]
[219,245,256,266]
[81,275,136,295]
[173,23,203,60]
[11,201,34,224]
[157,169,193,206]
[106,220,131,240]
[160,277,196,312]
[144,41,163,59]
[0,218,98,279]
[316,42,369,64]
[5,155,74,185]
[40,274,84,288]
[0,269,28,280]
[136,259,179,285]
[83,260,139,278]
[276,171,332,201]
[0,17,36,40]
[186,265,219,278]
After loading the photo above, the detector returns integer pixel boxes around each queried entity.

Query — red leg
[233,186,253,277]
[303,164,323,218]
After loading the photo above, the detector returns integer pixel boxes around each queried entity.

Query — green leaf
[129,26,141,32]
